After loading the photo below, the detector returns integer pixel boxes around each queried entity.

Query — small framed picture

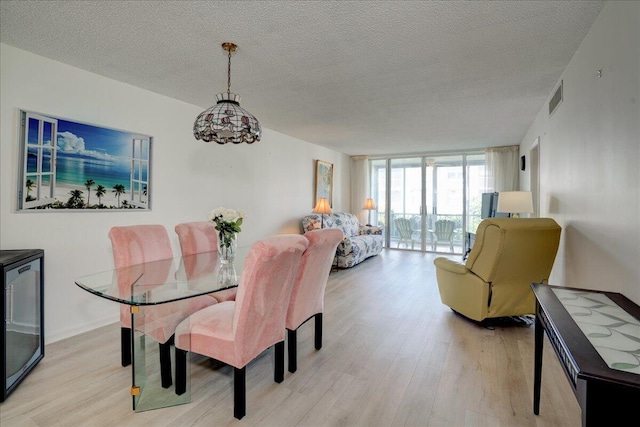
[315,160,333,207]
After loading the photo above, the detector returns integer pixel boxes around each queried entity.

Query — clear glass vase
[217,263,238,287]
[218,231,237,264]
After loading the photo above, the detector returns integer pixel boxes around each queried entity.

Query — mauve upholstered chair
[174,221,237,302]
[286,228,343,373]
[108,224,218,388]
[174,234,308,419]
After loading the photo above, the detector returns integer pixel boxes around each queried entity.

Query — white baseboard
[6,321,39,335]
[45,314,118,345]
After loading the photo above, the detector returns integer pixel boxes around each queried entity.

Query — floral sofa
[302,212,384,268]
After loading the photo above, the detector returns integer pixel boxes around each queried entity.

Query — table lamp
[362,198,376,226]
[312,198,332,228]
[496,191,534,218]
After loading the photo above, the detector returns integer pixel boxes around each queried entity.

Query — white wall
[0,44,350,343]
[519,1,640,304]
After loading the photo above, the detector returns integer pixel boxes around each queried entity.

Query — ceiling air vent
[549,80,563,116]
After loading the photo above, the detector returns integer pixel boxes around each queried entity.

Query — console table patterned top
[552,288,640,375]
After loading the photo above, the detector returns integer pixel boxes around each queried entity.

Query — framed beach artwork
[315,160,333,207]
[17,110,152,211]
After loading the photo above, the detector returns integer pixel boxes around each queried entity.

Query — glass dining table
[75,249,248,412]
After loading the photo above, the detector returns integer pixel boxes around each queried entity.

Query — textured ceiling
[0,1,605,156]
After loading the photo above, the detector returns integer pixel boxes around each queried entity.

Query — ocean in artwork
[26,117,147,191]
[28,153,131,190]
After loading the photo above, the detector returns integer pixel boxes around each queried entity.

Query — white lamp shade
[496,191,534,214]
[362,198,376,210]
[312,198,332,215]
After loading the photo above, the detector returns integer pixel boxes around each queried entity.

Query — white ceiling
[0,1,605,156]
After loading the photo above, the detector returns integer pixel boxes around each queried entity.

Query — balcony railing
[372,212,482,252]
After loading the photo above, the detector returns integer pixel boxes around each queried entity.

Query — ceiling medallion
[193,42,261,144]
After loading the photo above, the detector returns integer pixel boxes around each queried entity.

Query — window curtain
[350,155,369,224]
[485,145,520,192]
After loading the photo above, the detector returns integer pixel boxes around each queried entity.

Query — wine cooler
[1,249,44,402]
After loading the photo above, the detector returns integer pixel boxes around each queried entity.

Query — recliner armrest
[434,257,469,275]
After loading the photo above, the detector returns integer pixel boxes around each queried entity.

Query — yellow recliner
[434,218,561,322]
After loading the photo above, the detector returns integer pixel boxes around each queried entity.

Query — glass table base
[132,317,191,412]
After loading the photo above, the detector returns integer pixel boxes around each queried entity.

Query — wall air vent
[549,80,563,116]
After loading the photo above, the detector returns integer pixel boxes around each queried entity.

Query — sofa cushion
[302,212,360,237]
[358,225,384,235]
[337,234,385,268]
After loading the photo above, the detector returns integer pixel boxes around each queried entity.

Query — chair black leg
[314,313,323,350]
[287,329,297,373]
[121,327,131,367]
[175,348,187,395]
[159,341,172,388]
[275,341,285,383]
[234,367,246,419]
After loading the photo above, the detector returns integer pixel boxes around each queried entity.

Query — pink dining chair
[108,224,218,388]
[174,234,309,419]
[174,221,237,302]
[286,228,343,373]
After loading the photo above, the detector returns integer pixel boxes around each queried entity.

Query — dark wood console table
[531,284,640,427]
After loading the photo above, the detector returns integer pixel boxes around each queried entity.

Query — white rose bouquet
[208,207,245,250]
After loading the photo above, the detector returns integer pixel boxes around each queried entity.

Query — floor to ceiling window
[369,152,487,254]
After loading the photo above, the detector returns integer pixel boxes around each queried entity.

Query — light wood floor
[0,250,581,426]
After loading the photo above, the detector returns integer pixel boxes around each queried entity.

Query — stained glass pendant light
[193,42,261,144]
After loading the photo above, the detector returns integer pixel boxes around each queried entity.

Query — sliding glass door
[370,152,486,254]
[425,155,464,253]
[390,158,423,250]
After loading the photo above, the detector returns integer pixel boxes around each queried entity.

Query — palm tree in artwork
[95,185,106,206]
[84,179,95,205]
[113,184,126,208]
[25,178,35,201]
[66,189,85,208]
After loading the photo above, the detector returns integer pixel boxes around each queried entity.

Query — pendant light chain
[227,47,232,94]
